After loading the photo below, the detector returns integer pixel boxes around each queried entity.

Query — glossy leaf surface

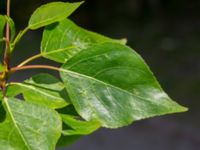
[10,73,69,109]
[60,42,187,128]
[0,97,62,150]
[28,2,83,30]
[41,19,126,63]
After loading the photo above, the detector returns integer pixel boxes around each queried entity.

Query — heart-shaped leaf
[10,73,70,109]
[0,97,62,150]
[28,2,83,30]
[60,42,187,128]
[41,19,126,63]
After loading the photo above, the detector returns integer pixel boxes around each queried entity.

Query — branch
[10,65,61,73]
[17,53,42,67]
[6,0,10,44]
[2,0,11,97]
[4,0,11,66]
[11,27,29,50]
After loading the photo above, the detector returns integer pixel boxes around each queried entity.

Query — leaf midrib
[63,66,185,108]
[12,83,63,101]
[61,68,159,104]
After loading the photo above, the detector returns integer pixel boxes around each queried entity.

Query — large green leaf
[0,97,62,150]
[28,2,83,30]
[41,19,126,63]
[10,73,70,109]
[0,15,6,54]
[60,42,187,128]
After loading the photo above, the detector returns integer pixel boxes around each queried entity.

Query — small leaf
[41,19,126,63]
[56,106,81,148]
[28,1,83,30]
[56,105,99,148]
[61,114,100,136]
[0,15,6,54]
[0,97,62,150]
[60,42,187,128]
[10,73,70,109]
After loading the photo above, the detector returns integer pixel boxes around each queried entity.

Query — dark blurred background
[0,0,200,150]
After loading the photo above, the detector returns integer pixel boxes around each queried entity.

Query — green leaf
[0,84,25,99]
[56,106,81,148]
[61,114,100,136]
[28,2,83,30]
[41,19,126,63]
[4,16,16,41]
[0,83,25,101]
[0,63,6,72]
[60,42,187,128]
[0,15,6,54]
[56,105,99,148]
[0,97,62,150]
[10,73,70,109]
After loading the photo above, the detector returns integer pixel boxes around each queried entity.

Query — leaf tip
[120,38,128,45]
[172,103,188,113]
[73,1,85,7]
[79,1,85,5]
[180,106,188,112]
